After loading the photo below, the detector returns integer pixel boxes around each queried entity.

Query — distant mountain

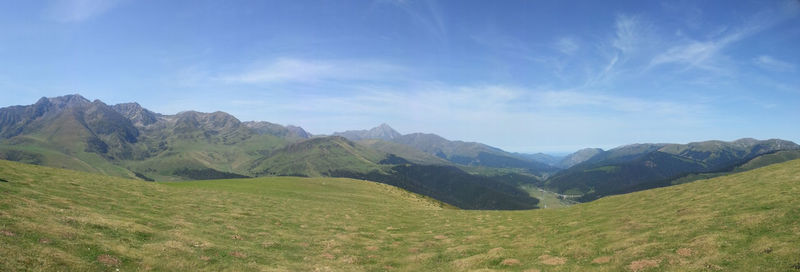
[333,123,401,141]
[0,95,539,210]
[0,94,288,180]
[357,138,451,165]
[0,94,143,162]
[557,148,604,168]
[244,121,311,139]
[543,139,800,201]
[331,124,558,176]
[390,133,558,176]
[4,94,798,209]
[513,153,564,167]
[247,135,539,209]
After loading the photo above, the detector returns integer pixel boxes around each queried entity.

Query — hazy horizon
[2,0,799,153]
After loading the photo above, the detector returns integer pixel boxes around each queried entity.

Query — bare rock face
[111,102,159,127]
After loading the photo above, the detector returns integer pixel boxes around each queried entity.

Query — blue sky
[1,0,799,153]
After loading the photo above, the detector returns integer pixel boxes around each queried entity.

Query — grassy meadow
[1,159,799,271]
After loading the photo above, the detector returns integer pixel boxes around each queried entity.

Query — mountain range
[0,95,540,209]
[2,94,798,208]
[541,139,800,201]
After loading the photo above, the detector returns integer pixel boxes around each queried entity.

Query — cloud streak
[44,0,121,22]
[649,0,800,71]
[753,55,795,71]
[218,58,406,84]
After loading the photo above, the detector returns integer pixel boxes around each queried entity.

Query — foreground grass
[1,159,799,271]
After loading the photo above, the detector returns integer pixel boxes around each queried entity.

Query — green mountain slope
[357,138,452,165]
[0,95,540,209]
[248,136,539,210]
[2,159,800,271]
[391,132,558,176]
[0,95,292,181]
[332,124,559,176]
[248,136,385,177]
[557,147,604,168]
[544,139,799,200]
[670,149,800,185]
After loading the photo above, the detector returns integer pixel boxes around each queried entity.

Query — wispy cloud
[218,58,405,84]
[586,14,655,86]
[275,84,707,127]
[649,0,800,71]
[611,14,645,55]
[377,0,447,43]
[649,30,742,70]
[753,55,795,71]
[251,84,711,151]
[44,0,121,22]
[535,90,704,117]
[554,37,579,55]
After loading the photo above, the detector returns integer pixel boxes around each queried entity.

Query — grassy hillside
[248,136,386,177]
[671,150,800,185]
[544,139,799,200]
[2,159,800,271]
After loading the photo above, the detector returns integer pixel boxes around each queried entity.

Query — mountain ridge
[542,138,800,200]
[2,94,800,208]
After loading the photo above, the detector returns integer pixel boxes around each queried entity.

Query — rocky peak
[333,123,401,141]
[370,123,401,140]
[47,94,91,110]
[112,102,159,126]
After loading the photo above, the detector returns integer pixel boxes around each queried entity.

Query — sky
[1,0,799,153]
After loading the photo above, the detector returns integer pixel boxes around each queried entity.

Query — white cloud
[44,0,121,22]
[612,14,644,55]
[753,55,795,71]
[218,58,405,84]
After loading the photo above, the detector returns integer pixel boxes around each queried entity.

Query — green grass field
[519,185,575,209]
[1,159,799,271]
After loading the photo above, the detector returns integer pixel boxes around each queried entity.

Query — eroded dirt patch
[97,254,120,266]
[1,230,15,236]
[229,251,247,258]
[365,245,379,251]
[501,258,521,266]
[677,248,692,257]
[592,256,611,264]
[538,254,566,265]
[628,259,660,271]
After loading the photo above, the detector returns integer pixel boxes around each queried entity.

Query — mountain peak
[369,123,401,139]
[47,94,91,109]
[333,123,402,141]
[376,123,392,129]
